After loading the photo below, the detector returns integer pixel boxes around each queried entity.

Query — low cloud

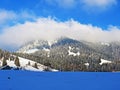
[0,17,120,50]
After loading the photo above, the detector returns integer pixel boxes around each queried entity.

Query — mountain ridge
[17,37,120,61]
[14,37,120,71]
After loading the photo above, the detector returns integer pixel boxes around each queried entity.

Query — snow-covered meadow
[0,71,120,90]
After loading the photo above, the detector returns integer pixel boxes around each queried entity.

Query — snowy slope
[17,40,49,53]
[23,49,39,54]
[17,40,57,54]
[18,57,47,71]
[0,56,58,72]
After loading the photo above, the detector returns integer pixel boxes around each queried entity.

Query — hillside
[15,38,120,72]
[0,49,57,71]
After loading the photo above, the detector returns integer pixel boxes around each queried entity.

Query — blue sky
[0,0,120,51]
[0,0,119,28]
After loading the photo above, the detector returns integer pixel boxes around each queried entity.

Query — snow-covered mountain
[17,40,50,53]
[17,38,85,55]
[16,38,119,60]
[15,38,120,71]
[16,37,120,62]
[17,39,58,54]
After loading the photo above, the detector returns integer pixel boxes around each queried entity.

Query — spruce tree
[33,63,38,69]
[2,58,7,67]
[28,61,30,65]
[14,57,20,67]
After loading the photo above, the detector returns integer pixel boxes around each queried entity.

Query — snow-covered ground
[0,56,58,72]
[84,59,112,66]
[23,49,39,54]
[0,71,120,90]
[100,59,112,65]
[43,48,50,52]
[84,63,89,66]
[101,42,110,46]
[68,46,80,56]
[48,40,57,47]
[18,57,47,71]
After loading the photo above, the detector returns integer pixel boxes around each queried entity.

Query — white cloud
[0,17,120,50]
[0,9,36,27]
[45,0,117,11]
[0,10,17,24]
[80,0,117,12]
[82,0,117,7]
